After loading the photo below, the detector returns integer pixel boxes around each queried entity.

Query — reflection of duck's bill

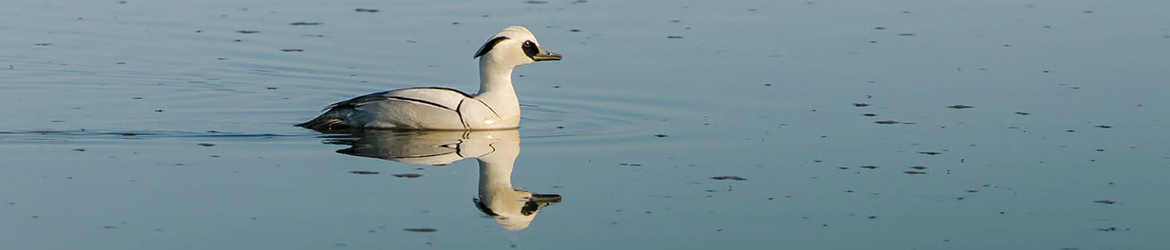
[531,193,563,203]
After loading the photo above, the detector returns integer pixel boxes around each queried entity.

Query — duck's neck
[475,60,520,120]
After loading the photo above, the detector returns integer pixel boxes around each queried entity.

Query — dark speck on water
[404,228,437,232]
[1096,125,1113,129]
[712,176,747,181]
[236,30,259,34]
[35,43,52,46]
[392,173,423,178]
[1094,200,1116,204]
[289,22,322,26]
[875,120,899,124]
[654,134,668,138]
[863,113,877,117]
[948,104,974,109]
[1015,111,1031,115]
[667,36,683,39]
[860,165,879,169]
[280,49,304,52]
[72,148,86,152]
[919,151,941,155]
[198,143,215,147]
[898,33,916,36]
[904,171,927,175]
[569,29,582,32]
[853,103,870,107]
[350,171,379,175]
[355,8,379,12]
[910,166,928,170]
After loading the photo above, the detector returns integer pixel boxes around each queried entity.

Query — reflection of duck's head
[328,129,561,231]
[474,184,562,231]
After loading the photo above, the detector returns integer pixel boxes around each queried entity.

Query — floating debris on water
[667,36,683,39]
[619,163,643,166]
[948,104,974,109]
[904,171,927,175]
[1015,112,1031,115]
[910,166,927,170]
[350,171,379,175]
[711,176,747,181]
[860,165,879,169]
[237,30,259,34]
[875,120,899,124]
[1094,200,1116,205]
[863,113,877,117]
[897,33,916,36]
[73,148,86,152]
[404,228,437,232]
[918,151,941,155]
[280,49,304,52]
[198,143,215,147]
[289,22,322,26]
[654,134,668,138]
[393,173,423,178]
[1096,125,1113,129]
[853,103,870,107]
[355,8,379,12]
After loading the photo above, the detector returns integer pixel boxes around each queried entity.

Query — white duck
[298,26,562,131]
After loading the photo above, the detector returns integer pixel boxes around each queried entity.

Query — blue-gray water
[2,0,1169,249]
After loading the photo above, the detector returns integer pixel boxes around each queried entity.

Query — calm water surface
[2,0,1169,249]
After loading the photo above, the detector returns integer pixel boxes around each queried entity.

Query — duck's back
[299,87,478,130]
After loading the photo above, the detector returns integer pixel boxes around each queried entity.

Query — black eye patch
[474,36,509,58]
[522,40,540,59]
[521,199,540,216]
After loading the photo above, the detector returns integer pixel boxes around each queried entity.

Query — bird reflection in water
[323,129,561,231]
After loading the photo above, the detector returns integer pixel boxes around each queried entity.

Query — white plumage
[299,26,561,131]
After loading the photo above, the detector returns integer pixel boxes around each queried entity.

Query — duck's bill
[532,50,562,61]
[530,193,563,203]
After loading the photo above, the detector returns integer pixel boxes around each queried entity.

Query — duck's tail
[296,108,350,131]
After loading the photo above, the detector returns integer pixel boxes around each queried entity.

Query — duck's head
[474,26,562,67]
